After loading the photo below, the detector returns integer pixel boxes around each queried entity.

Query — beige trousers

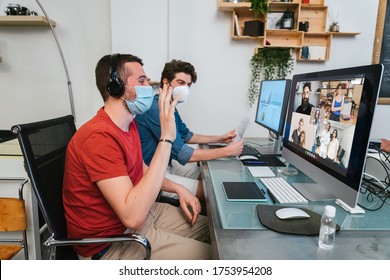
[101,202,211,260]
[169,160,200,180]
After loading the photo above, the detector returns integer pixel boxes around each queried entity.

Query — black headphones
[106,53,125,98]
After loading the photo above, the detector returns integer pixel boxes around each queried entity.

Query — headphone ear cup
[106,77,124,98]
[106,53,125,98]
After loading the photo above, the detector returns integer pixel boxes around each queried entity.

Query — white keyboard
[260,177,308,204]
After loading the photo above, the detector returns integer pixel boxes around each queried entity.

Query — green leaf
[250,0,268,17]
[247,47,294,107]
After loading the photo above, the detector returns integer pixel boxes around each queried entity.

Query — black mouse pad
[256,205,340,236]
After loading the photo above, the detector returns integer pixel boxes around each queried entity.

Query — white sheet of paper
[247,166,276,178]
[233,115,251,142]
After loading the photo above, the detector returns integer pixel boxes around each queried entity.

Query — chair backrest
[11,115,76,242]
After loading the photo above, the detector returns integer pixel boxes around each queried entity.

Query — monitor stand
[292,183,365,214]
[292,182,336,201]
[277,166,298,176]
[335,199,365,214]
[257,136,282,156]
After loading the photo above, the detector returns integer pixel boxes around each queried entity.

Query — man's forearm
[187,134,222,144]
[188,147,228,162]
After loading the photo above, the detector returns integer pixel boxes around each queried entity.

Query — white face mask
[172,85,190,103]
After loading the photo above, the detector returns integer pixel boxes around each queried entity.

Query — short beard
[301,98,308,108]
[123,99,132,113]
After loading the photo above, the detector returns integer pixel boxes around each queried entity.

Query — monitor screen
[282,64,383,211]
[255,79,291,135]
[254,79,291,155]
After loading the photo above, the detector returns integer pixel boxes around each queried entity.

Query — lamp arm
[34,0,76,120]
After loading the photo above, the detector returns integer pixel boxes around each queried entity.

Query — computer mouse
[275,208,310,220]
[239,155,258,161]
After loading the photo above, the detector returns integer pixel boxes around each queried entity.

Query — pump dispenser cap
[324,205,336,217]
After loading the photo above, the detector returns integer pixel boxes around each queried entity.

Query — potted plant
[249,0,268,17]
[248,47,294,106]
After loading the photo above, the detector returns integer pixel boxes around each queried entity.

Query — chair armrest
[44,233,151,260]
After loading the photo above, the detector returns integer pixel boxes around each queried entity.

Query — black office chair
[11,115,151,260]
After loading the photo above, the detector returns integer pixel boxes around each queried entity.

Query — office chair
[11,115,151,260]
[0,178,29,260]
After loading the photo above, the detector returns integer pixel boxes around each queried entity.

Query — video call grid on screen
[287,77,365,178]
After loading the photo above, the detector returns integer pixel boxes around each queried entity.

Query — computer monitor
[254,79,291,155]
[282,64,383,213]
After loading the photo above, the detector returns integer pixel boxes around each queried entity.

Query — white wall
[1,0,388,139]
[111,0,388,139]
[0,0,111,129]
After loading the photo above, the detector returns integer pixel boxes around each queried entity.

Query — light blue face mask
[122,86,154,116]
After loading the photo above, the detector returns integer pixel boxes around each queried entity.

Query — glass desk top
[207,157,390,231]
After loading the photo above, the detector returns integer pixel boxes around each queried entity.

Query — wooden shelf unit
[266,29,303,48]
[0,16,56,27]
[300,0,324,6]
[268,1,300,30]
[232,7,265,39]
[328,32,360,36]
[297,32,331,61]
[299,5,327,32]
[218,0,359,62]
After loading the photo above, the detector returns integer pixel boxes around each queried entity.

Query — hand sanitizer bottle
[318,205,337,249]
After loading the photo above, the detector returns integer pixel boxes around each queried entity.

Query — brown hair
[160,59,197,88]
[95,54,143,101]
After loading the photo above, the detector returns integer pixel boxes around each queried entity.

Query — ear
[162,78,170,85]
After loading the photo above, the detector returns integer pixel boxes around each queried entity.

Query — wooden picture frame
[373,0,390,104]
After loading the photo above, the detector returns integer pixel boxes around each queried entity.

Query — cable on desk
[368,142,390,169]
[366,143,390,189]
[358,172,390,211]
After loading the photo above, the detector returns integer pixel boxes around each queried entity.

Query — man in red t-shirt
[62,53,211,260]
